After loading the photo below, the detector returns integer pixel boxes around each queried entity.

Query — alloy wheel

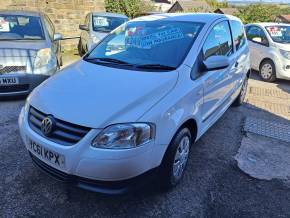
[240,78,248,103]
[261,63,273,80]
[172,135,190,180]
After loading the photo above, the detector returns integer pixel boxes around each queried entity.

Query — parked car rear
[0,11,62,97]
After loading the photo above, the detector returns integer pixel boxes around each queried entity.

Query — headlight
[92,36,100,43]
[92,123,155,149]
[280,49,290,60]
[34,48,53,69]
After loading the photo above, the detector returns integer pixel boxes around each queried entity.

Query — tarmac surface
[1,60,290,217]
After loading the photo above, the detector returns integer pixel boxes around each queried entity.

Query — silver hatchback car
[78,12,128,56]
[0,11,62,97]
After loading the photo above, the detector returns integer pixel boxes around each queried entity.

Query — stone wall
[0,0,105,50]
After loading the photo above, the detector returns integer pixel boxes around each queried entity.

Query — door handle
[197,89,203,96]
[205,79,213,86]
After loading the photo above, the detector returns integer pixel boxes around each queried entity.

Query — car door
[246,25,269,70]
[230,20,249,90]
[201,20,236,123]
[81,14,90,51]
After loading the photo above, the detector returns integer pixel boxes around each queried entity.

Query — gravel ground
[1,71,290,217]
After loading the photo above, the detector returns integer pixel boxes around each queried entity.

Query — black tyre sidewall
[78,39,84,56]
[232,77,248,107]
[160,128,192,189]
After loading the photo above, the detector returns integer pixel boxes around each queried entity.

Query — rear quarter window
[230,20,246,51]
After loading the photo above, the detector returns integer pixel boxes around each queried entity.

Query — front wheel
[259,60,276,82]
[160,127,192,190]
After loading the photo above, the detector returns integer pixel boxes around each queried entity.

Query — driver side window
[44,15,54,41]
[203,21,233,60]
[246,26,268,46]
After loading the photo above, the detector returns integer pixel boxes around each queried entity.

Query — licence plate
[0,77,19,86]
[28,138,65,168]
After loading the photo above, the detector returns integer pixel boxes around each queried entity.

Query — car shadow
[250,70,290,94]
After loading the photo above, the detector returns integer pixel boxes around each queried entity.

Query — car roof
[91,12,128,19]
[131,13,237,23]
[247,22,290,27]
[0,10,42,17]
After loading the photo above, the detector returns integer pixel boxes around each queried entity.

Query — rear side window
[230,20,246,51]
[203,21,233,60]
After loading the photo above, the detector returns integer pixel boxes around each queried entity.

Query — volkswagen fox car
[0,11,62,97]
[78,12,128,55]
[245,23,290,82]
[19,13,250,194]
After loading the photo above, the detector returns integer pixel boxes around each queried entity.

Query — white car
[19,13,250,194]
[245,23,290,82]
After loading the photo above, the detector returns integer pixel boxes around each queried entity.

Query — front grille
[0,84,29,93]
[0,66,26,74]
[28,106,91,146]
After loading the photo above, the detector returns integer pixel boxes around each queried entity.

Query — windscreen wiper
[0,38,43,40]
[135,64,176,71]
[85,57,132,65]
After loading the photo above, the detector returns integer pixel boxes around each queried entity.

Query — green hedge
[104,0,153,19]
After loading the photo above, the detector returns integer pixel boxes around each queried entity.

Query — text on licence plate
[28,138,65,168]
[0,77,19,85]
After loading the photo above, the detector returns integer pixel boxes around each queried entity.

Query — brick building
[0,0,105,50]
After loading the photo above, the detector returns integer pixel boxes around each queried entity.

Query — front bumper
[0,73,53,97]
[30,152,158,194]
[19,107,161,192]
[275,57,290,80]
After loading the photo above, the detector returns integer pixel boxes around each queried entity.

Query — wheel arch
[247,69,251,78]
[259,57,275,70]
[161,118,198,162]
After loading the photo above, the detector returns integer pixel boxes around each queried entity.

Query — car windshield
[93,16,128,32]
[85,20,204,70]
[265,26,290,44]
[0,14,44,40]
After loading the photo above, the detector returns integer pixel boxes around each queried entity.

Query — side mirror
[53,33,62,41]
[252,37,262,43]
[79,24,89,31]
[203,55,230,71]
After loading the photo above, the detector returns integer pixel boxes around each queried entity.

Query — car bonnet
[28,60,179,129]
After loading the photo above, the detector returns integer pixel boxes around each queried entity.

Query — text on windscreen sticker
[125,27,184,49]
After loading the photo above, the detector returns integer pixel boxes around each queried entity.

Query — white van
[245,23,290,82]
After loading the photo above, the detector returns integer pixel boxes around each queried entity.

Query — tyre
[259,60,276,82]
[59,55,63,67]
[78,39,84,56]
[160,127,192,190]
[232,77,248,107]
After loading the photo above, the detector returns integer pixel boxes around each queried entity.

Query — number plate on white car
[0,77,19,85]
[28,138,65,168]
